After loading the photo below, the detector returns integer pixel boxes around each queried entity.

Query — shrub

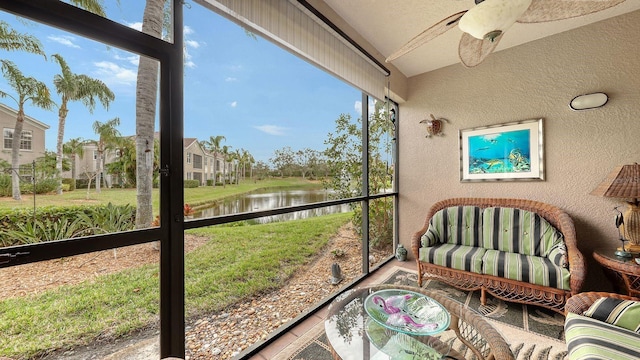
[62,178,75,191]
[0,174,10,197]
[75,178,96,190]
[184,179,200,188]
[0,204,137,247]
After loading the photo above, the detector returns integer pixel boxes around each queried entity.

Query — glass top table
[324,284,514,360]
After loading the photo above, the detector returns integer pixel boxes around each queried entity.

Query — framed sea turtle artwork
[459,118,544,182]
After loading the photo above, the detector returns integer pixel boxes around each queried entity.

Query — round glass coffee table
[324,284,514,360]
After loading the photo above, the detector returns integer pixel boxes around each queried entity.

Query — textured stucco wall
[397,10,640,291]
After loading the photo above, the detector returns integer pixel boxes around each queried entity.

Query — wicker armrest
[564,292,640,315]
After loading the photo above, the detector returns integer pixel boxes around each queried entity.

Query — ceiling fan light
[459,0,533,40]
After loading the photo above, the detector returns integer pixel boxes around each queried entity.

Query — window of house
[93,151,97,160]
[187,172,192,180]
[187,152,191,164]
[2,128,11,149]
[3,128,32,150]
[193,154,202,169]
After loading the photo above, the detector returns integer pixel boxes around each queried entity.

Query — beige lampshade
[591,163,640,248]
[590,163,640,200]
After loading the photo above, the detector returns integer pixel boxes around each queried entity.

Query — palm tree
[220,145,233,188]
[0,0,102,58]
[66,0,107,17]
[0,60,54,200]
[135,0,164,229]
[63,137,85,187]
[52,54,115,195]
[203,135,225,187]
[240,149,255,182]
[233,149,243,185]
[92,117,121,193]
[106,136,136,188]
[0,21,45,57]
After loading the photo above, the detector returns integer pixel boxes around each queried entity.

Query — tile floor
[248,259,415,360]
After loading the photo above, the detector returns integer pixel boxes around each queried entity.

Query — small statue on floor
[330,263,343,285]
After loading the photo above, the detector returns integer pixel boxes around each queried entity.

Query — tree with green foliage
[240,148,254,181]
[253,160,270,181]
[220,145,233,186]
[203,135,226,186]
[0,60,55,200]
[0,21,45,57]
[323,100,394,248]
[63,137,85,185]
[91,117,121,193]
[51,54,114,195]
[271,146,296,178]
[105,135,135,187]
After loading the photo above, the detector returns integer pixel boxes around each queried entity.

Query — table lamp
[590,163,640,255]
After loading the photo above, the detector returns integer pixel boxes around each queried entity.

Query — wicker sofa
[564,292,640,359]
[411,198,586,314]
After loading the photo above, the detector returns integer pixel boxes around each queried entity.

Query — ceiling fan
[386,0,627,67]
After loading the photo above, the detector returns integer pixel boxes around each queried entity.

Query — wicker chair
[411,198,586,315]
[565,291,639,315]
[564,292,640,360]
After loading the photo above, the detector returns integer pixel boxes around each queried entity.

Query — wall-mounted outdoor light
[569,92,608,110]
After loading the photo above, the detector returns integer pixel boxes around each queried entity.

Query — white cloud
[127,21,143,31]
[184,48,196,69]
[114,53,139,66]
[354,101,362,115]
[93,61,137,87]
[48,35,80,48]
[184,25,194,35]
[254,125,287,136]
[230,101,237,108]
[225,77,237,82]
[185,40,200,48]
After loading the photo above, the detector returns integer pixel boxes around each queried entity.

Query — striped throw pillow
[421,206,482,248]
[482,207,564,259]
[583,297,640,333]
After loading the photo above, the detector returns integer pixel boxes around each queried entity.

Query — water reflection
[193,189,351,223]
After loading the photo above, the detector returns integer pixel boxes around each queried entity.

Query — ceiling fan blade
[458,32,503,68]
[386,11,467,62]
[517,0,627,23]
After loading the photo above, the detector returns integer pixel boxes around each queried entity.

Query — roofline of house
[0,102,50,130]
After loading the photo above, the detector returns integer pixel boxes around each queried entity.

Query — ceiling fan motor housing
[459,0,533,40]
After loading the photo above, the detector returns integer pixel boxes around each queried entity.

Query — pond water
[192,188,352,223]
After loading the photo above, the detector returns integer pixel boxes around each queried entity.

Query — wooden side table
[593,249,640,297]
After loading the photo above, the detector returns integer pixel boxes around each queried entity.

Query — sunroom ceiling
[322,0,640,78]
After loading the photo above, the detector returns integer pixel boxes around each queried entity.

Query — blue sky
[0,1,363,163]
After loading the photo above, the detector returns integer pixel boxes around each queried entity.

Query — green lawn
[0,177,322,212]
[0,212,351,359]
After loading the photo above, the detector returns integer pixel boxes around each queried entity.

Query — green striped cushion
[482,207,564,259]
[547,241,569,268]
[419,243,485,274]
[481,249,570,290]
[565,312,640,360]
[421,206,482,247]
[583,297,640,333]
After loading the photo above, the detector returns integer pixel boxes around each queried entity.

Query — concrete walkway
[101,337,158,360]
